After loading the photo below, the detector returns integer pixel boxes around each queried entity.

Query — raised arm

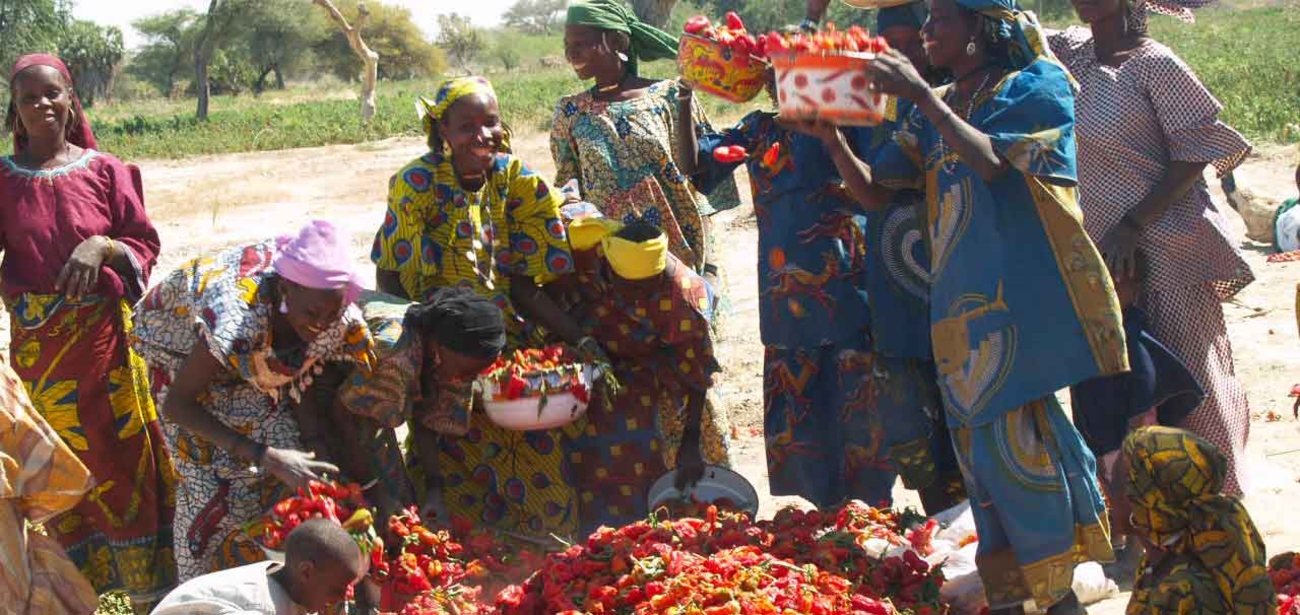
[867,50,1007,182]
[675,86,701,179]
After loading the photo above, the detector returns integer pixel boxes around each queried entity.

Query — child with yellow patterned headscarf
[1123,426,1275,615]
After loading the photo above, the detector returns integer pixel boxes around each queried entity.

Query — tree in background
[503,0,566,34]
[313,1,445,81]
[0,0,70,73]
[436,13,485,72]
[313,0,380,122]
[632,0,677,28]
[58,19,124,106]
[130,9,200,97]
[193,0,242,120]
[0,1,124,107]
[239,0,328,94]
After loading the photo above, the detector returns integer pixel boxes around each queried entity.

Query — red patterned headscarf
[7,53,98,153]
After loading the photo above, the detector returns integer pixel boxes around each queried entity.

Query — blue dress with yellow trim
[871,59,1127,609]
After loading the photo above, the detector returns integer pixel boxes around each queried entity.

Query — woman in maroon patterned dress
[1049,0,1254,498]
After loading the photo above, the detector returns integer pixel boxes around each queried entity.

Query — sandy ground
[4,132,1297,613]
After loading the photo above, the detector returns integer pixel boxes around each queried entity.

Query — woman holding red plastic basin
[681,1,966,516]
[791,0,1127,611]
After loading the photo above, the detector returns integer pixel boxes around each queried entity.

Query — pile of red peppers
[496,502,945,615]
[1270,552,1300,614]
[684,12,891,59]
[257,488,948,615]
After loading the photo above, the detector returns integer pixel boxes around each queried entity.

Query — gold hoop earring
[966,40,978,55]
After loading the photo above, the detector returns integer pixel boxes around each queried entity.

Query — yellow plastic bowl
[677,33,768,103]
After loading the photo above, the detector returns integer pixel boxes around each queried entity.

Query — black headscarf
[406,288,506,360]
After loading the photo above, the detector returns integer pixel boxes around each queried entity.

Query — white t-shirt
[151,562,310,615]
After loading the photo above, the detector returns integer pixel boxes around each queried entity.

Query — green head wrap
[566,0,679,76]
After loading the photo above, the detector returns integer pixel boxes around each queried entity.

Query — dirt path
[5,133,1297,613]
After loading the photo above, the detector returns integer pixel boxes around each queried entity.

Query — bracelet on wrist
[102,237,116,261]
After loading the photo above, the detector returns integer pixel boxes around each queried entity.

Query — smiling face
[922,0,980,70]
[1070,0,1125,24]
[564,24,623,82]
[8,65,74,146]
[279,280,347,343]
[438,93,504,176]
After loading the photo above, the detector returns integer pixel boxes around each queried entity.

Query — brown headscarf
[7,53,98,153]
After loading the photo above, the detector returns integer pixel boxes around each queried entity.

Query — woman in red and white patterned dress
[1050,0,1254,495]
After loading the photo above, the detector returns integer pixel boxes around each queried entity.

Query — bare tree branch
[312,0,380,122]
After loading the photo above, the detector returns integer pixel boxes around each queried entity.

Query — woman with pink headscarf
[1,54,171,609]
[132,220,376,582]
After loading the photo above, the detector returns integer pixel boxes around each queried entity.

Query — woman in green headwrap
[552,0,739,292]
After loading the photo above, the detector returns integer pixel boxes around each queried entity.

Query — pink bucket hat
[272,220,362,302]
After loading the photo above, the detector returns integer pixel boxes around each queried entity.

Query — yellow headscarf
[1123,426,1275,615]
[603,228,668,281]
[417,76,499,139]
[568,217,623,252]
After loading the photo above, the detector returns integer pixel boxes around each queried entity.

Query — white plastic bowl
[478,364,598,431]
[646,465,760,517]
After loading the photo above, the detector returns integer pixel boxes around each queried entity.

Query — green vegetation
[1147,7,1299,145]
[3,4,1288,162]
[0,0,125,104]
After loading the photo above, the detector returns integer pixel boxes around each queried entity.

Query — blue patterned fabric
[848,102,933,360]
[872,60,1128,429]
[763,341,895,508]
[696,111,871,350]
[953,397,1112,608]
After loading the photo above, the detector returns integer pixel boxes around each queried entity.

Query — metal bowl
[646,464,760,517]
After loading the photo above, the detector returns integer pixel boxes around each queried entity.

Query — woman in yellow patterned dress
[372,77,598,538]
[1122,426,1274,615]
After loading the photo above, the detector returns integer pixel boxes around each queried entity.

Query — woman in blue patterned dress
[796,0,1128,611]
[677,5,963,514]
